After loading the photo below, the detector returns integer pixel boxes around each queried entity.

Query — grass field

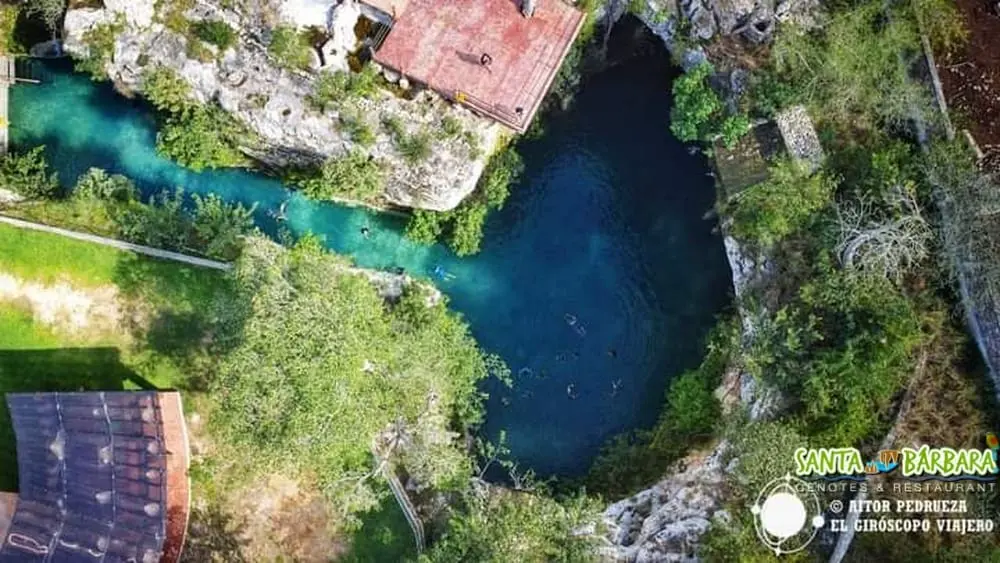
[0,222,229,490]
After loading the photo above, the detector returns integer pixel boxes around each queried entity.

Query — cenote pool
[9,32,731,476]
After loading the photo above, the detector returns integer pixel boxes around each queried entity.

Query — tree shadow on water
[0,347,157,491]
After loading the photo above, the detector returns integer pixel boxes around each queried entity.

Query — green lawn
[0,222,230,490]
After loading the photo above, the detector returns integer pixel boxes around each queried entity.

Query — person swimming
[433,265,456,281]
[564,313,577,326]
[611,379,622,397]
[360,226,371,239]
[270,199,289,222]
[566,383,578,399]
[607,348,617,358]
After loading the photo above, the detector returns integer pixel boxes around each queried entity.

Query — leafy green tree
[156,107,248,171]
[191,19,237,51]
[448,203,488,256]
[405,209,446,245]
[208,238,490,521]
[73,168,137,201]
[268,25,312,71]
[0,146,59,199]
[727,159,837,247]
[670,63,722,143]
[423,487,600,563]
[480,147,524,209]
[141,66,196,116]
[191,193,256,260]
[670,63,751,148]
[748,261,924,445]
[292,151,384,201]
[115,189,191,251]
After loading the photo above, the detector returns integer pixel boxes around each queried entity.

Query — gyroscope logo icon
[751,473,825,555]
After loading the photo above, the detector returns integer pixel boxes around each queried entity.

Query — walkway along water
[10,50,732,476]
[0,214,232,270]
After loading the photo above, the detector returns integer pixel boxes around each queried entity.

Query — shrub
[670,63,722,143]
[439,115,463,139]
[191,19,237,51]
[670,62,751,148]
[73,168,137,202]
[292,151,384,201]
[425,488,600,563]
[24,0,63,33]
[310,66,381,111]
[268,25,312,71]
[141,66,196,116]
[749,262,924,445]
[339,113,375,147]
[727,159,837,247]
[396,131,432,164]
[0,6,21,55]
[0,146,59,199]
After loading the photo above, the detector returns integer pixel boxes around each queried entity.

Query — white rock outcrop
[63,0,502,211]
[602,446,731,563]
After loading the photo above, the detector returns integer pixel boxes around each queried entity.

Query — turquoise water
[10,45,730,475]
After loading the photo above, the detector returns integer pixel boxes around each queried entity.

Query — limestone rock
[104,0,156,28]
[601,445,731,562]
[63,0,502,211]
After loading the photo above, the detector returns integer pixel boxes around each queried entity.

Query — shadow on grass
[0,347,156,491]
[183,504,250,563]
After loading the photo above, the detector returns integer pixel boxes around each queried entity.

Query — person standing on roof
[521,0,537,18]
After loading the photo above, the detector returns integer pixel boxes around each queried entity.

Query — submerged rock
[62,0,502,211]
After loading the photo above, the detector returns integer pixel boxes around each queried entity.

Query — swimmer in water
[501,396,511,407]
[611,379,622,397]
[607,348,617,358]
[564,313,577,326]
[360,226,371,239]
[566,383,578,399]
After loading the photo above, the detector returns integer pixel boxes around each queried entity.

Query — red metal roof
[374,0,585,132]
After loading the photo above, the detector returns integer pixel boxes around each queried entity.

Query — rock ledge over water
[63,0,503,211]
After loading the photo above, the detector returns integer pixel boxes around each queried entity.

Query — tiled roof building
[0,392,190,563]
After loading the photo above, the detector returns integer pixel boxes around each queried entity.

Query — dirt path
[0,272,129,336]
[938,0,1000,167]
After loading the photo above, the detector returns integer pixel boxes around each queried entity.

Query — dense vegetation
[206,237,492,520]
[0,151,255,261]
[288,150,385,202]
[670,62,750,148]
[140,66,253,170]
[404,145,524,255]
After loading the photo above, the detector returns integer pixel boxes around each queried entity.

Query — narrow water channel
[10,25,731,475]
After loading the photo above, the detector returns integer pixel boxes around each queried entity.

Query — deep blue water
[10,43,730,475]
